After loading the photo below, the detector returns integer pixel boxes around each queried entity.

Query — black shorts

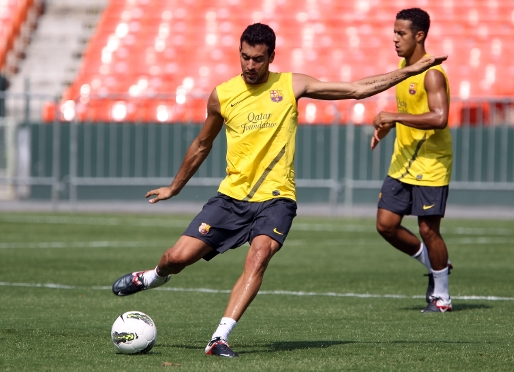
[378,176,449,217]
[183,193,297,261]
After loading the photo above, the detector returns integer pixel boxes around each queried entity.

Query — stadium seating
[57,0,514,124]
[0,0,37,72]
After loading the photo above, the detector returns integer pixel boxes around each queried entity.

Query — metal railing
[1,92,513,211]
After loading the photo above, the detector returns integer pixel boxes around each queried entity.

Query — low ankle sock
[143,267,170,288]
[411,243,432,271]
[211,317,237,341]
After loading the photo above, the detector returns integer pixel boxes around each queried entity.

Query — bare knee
[418,223,431,240]
[247,245,273,273]
[245,237,278,275]
[376,209,401,238]
[418,217,442,242]
[159,248,191,273]
[158,237,213,275]
[376,218,397,238]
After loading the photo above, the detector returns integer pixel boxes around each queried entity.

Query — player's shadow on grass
[451,303,492,311]
[244,340,354,354]
[163,343,204,351]
[402,303,492,312]
[164,340,352,354]
[387,340,475,345]
[273,340,353,351]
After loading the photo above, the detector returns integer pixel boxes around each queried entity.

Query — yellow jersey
[216,72,298,202]
[388,58,453,186]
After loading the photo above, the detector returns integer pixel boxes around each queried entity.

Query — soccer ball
[111,311,157,354]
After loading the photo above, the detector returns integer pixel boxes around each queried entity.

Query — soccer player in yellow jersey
[371,8,453,313]
[112,23,447,357]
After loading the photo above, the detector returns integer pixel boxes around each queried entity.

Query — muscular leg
[156,235,214,275]
[204,235,281,357]
[418,216,448,271]
[223,235,281,321]
[376,208,421,256]
[418,215,451,307]
[112,235,214,295]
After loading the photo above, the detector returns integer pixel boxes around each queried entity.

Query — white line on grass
[0,241,170,249]
[1,235,511,249]
[1,281,513,301]
[1,215,512,236]
[0,237,510,249]
[0,215,190,228]
[0,240,293,249]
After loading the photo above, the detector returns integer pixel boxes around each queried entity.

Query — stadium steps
[9,0,108,98]
[0,0,40,74]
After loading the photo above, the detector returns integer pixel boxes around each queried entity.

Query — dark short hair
[240,23,276,56]
[396,8,430,39]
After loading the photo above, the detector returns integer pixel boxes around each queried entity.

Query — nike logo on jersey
[231,99,244,107]
[423,204,435,210]
[273,228,284,235]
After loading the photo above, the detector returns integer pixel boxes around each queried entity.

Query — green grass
[0,212,513,371]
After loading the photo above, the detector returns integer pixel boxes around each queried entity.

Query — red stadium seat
[0,0,34,70]
[58,0,514,123]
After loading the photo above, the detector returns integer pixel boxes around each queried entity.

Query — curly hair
[396,8,430,39]
[240,23,276,56]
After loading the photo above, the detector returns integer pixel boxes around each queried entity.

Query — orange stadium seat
[59,0,514,124]
[0,0,33,70]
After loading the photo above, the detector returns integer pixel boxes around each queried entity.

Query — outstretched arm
[293,55,447,100]
[145,89,224,203]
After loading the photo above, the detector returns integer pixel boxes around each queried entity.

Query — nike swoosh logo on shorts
[423,204,435,210]
[273,228,284,235]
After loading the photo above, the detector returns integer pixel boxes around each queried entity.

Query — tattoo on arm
[364,74,403,90]
[372,82,388,89]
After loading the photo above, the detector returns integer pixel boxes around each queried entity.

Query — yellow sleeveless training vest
[388,57,453,186]
[216,72,298,202]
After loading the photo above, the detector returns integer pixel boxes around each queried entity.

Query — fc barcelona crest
[270,90,283,102]
[199,223,211,235]
[409,83,417,95]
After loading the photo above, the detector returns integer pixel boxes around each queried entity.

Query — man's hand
[371,123,394,150]
[145,187,174,204]
[371,111,395,149]
[409,55,448,74]
[373,111,396,130]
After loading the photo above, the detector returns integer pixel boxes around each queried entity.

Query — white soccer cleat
[421,297,452,313]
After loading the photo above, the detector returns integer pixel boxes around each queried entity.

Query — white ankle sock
[143,267,170,288]
[432,266,450,301]
[411,243,432,271]
[211,317,237,341]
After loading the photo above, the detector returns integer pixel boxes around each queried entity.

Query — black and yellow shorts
[183,193,297,261]
[378,176,449,217]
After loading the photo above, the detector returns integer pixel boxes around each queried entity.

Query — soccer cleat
[205,337,239,358]
[425,261,453,303]
[112,271,146,296]
[421,297,452,313]
[112,270,171,296]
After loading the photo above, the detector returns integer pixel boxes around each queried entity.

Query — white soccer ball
[111,311,157,354]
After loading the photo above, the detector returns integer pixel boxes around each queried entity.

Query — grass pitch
[0,212,513,371]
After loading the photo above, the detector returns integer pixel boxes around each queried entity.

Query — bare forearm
[169,140,212,195]
[296,55,447,101]
[300,72,409,100]
[356,55,448,99]
[354,68,415,99]
[387,112,447,130]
